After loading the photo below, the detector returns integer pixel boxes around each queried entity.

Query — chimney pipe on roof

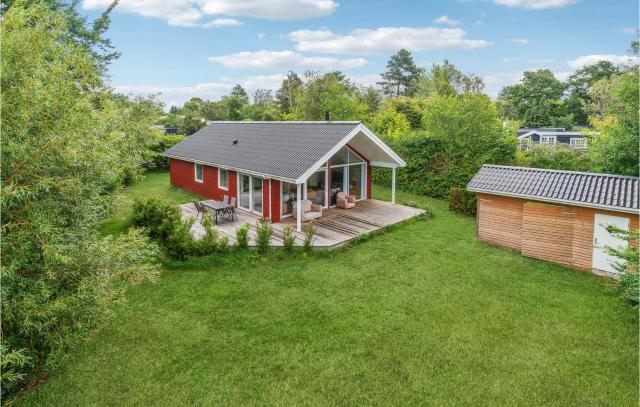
[324,111,330,122]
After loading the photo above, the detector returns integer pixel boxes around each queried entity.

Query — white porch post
[296,183,302,232]
[391,167,396,204]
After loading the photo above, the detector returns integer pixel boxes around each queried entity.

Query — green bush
[197,213,218,255]
[145,133,186,170]
[235,224,250,250]
[255,219,273,253]
[303,224,316,252]
[218,235,229,252]
[448,187,477,216]
[605,227,639,304]
[282,225,296,252]
[132,197,204,259]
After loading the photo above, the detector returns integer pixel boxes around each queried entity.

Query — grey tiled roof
[164,121,361,181]
[467,165,639,213]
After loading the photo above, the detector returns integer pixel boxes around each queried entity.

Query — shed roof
[164,121,404,183]
[467,165,639,213]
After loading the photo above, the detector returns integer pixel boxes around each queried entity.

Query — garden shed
[467,165,639,275]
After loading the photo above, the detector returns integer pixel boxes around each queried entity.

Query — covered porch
[180,199,423,248]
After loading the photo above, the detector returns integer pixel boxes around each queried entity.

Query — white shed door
[592,214,629,274]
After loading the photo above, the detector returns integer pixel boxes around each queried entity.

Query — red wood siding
[271,180,281,223]
[262,179,270,219]
[169,159,237,205]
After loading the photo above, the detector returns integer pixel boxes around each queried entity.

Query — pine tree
[378,49,423,97]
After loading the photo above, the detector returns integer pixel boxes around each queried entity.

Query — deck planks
[180,199,423,248]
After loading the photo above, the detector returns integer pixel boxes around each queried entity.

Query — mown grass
[17,173,638,406]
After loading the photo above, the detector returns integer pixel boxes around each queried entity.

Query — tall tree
[1,3,159,395]
[1,0,120,71]
[294,71,368,121]
[587,68,639,176]
[565,60,620,125]
[498,69,570,128]
[276,71,303,114]
[379,49,424,97]
[230,84,249,104]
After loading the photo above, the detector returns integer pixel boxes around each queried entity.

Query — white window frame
[327,146,367,206]
[194,163,203,183]
[280,181,297,218]
[540,135,556,145]
[218,167,229,190]
[570,137,587,149]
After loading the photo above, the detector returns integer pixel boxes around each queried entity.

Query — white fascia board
[295,124,406,184]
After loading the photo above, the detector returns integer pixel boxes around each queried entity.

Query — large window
[306,169,326,207]
[194,163,203,182]
[328,146,365,204]
[218,168,229,189]
[238,174,262,214]
[281,182,298,217]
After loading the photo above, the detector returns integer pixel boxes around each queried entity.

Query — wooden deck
[180,199,424,248]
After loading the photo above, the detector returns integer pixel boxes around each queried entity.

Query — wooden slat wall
[521,202,575,266]
[477,193,639,272]
[477,193,523,251]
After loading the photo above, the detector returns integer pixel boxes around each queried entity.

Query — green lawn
[18,172,638,406]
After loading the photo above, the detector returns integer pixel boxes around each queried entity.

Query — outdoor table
[202,200,234,224]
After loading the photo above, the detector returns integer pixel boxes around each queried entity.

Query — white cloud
[82,0,338,27]
[113,74,286,108]
[257,33,267,39]
[434,15,460,26]
[202,18,242,27]
[568,54,640,69]
[493,0,578,9]
[511,38,529,44]
[349,73,383,88]
[208,50,368,70]
[289,27,491,54]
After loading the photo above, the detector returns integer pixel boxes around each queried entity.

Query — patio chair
[336,192,356,209]
[223,197,237,221]
[193,201,207,221]
[292,200,323,222]
[223,194,230,204]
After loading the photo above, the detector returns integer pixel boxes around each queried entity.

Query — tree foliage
[379,49,424,97]
[499,69,571,128]
[1,2,160,396]
[587,68,639,176]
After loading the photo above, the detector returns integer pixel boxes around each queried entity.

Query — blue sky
[80,0,638,107]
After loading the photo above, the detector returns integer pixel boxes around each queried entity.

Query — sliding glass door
[238,173,263,214]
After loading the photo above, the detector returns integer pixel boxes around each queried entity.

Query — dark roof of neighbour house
[164,121,364,182]
[467,165,639,213]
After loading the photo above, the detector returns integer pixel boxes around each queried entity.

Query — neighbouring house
[467,165,639,275]
[517,127,593,150]
[164,121,405,231]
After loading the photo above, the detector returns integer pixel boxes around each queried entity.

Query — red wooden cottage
[164,121,405,231]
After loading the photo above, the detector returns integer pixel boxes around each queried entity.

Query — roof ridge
[481,164,639,180]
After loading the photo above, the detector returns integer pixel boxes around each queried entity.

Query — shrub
[218,235,229,252]
[401,199,434,220]
[303,223,316,252]
[235,224,250,250]
[132,197,200,259]
[255,218,273,253]
[145,133,186,170]
[282,225,296,252]
[605,227,639,304]
[449,187,477,216]
[197,213,218,255]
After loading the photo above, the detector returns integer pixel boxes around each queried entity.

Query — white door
[592,214,629,274]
